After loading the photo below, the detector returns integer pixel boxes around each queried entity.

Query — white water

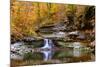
[41,39,53,49]
[40,39,54,61]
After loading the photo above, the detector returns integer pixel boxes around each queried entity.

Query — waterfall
[41,39,53,49]
[40,39,54,61]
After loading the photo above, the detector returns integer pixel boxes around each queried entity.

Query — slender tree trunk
[47,3,51,23]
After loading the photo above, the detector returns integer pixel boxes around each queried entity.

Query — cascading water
[41,39,54,61]
[41,39,54,49]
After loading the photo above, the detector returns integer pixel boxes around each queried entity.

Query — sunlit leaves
[11,0,94,39]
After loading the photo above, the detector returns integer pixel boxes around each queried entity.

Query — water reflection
[11,48,93,61]
[11,41,95,67]
[41,50,53,61]
[73,49,81,57]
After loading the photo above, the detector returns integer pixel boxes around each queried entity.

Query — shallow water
[11,41,95,67]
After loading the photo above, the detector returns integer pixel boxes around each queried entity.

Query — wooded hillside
[11,0,95,41]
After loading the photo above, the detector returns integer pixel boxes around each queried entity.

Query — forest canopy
[11,0,95,41]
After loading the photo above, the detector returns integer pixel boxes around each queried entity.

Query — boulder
[23,37,35,42]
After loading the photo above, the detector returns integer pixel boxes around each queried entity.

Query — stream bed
[11,40,95,67]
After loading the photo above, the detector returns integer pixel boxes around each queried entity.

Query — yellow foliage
[11,0,90,39]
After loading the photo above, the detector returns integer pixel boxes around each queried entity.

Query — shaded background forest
[11,0,95,42]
